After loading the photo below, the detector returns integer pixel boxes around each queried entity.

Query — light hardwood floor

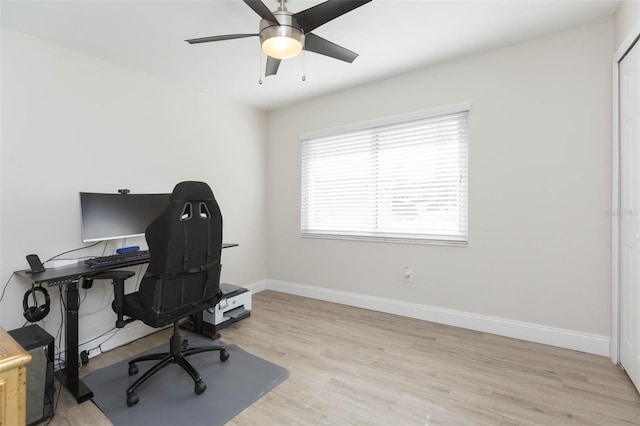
[51,290,640,425]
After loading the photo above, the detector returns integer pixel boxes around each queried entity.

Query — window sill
[301,233,468,247]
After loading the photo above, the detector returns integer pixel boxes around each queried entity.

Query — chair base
[125,322,229,407]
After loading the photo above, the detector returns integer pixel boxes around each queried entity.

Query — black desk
[14,243,237,403]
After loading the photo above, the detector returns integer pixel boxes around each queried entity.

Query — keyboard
[85,250,150,269]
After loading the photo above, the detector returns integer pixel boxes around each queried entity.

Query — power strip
[47,259,79,268]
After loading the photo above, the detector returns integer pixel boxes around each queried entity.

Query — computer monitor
[79,192,171,242]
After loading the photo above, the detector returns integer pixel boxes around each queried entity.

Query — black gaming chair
[109,181,229,407]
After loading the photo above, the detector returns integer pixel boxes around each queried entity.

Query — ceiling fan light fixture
[262,35,303,59]
[260,25,305,59]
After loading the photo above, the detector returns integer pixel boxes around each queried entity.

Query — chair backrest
[137,181,223,321]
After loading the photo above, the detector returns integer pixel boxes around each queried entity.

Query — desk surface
[15,243,238,286]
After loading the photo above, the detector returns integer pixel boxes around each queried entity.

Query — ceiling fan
[186,0,372,79]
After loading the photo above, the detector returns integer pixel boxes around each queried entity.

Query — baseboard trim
[79,279,609,359]
[244,279,268,294]
[264,279,610,357]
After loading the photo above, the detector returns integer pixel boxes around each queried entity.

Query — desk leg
[63,281,93,403]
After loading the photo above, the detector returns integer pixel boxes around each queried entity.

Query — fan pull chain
[302,47,306,82]
[258,44,263,85]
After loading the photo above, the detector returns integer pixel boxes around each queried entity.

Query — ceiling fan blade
[294,0,372,33]
[304,33,358,63]
[266,56,281,76]
[243,0,280,24]
[186,34,258,44]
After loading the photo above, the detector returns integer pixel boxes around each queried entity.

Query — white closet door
[620,38,640,392]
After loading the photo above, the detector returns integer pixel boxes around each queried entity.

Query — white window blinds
[301,103,469,245]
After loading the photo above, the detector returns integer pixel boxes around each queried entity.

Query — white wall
[0,14,617,357]
[266,18,613,341]
[615,0,640,48]
[0,30,268,346]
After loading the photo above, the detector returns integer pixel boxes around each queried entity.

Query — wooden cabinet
[0,327,31,426]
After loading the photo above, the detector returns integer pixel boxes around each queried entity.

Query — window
[301,102,469,245]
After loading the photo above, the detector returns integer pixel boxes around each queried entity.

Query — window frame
[300,101,470,246]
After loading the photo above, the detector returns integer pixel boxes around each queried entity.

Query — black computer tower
[8,324,54,426]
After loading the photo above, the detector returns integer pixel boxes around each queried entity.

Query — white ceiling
[1,0,619,111]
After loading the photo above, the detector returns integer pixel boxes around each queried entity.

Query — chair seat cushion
[120,291,220,328]
[121,292,166,328]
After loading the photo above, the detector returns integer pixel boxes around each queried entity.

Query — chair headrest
[170,181,214,202]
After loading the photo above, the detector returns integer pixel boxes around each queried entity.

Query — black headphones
[23,286,50,322]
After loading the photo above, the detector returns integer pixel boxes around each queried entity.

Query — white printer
[204,283,251,329]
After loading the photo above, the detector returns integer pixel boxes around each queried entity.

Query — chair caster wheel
[195,381,207,395]
[181,339,189,350]
[128,364,139,376]
[127,392,139,407]
[220,349,230,362]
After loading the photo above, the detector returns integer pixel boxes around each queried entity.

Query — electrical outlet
[88,348,101,359]
[403,267,413,283]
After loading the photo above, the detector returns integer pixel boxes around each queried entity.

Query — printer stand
[182,283,251,339]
